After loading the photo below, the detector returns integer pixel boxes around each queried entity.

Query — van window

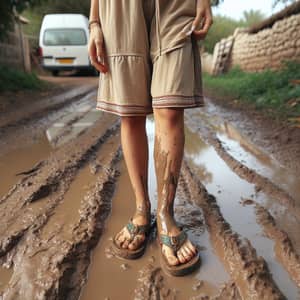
[43,28,87,46]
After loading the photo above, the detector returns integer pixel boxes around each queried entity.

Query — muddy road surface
[0,76,299,300]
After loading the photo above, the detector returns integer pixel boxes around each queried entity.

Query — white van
[39,13,95,76]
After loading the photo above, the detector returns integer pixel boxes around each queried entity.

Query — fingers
[90,56,108,73]
[193,16,213,39]
[88,33,108,73]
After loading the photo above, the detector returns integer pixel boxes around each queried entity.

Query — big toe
[128,235,145,250]
[163,247,179,266]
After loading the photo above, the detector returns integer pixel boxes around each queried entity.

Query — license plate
[57,58,74,64]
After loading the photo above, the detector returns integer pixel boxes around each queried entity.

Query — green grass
[0,64,48,92]
[203,61,300,118]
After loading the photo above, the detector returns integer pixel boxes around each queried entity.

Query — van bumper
[42,65,94,72]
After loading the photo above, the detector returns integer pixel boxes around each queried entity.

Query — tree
[0,0,43,40]
[241,9,265,27]
[204,15,243,53]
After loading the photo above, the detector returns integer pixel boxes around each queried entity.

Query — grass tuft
[0,64,47,92]
[203,61,300,118]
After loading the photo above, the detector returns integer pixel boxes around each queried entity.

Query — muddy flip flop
[112,217,153,260]
[157,229,201,276]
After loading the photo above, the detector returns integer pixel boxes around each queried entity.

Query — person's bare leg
[154,108,197,265]
[114,116,151,250]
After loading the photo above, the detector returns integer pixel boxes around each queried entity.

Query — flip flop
[112,217,153,260]
[157,228,201,276]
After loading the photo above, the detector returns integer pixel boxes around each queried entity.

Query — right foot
[114,208,151,250]
[158,221,198,266]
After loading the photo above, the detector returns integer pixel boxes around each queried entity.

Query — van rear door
[42,28,89,67]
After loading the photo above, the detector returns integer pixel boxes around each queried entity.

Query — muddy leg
[114,116,151,250]
[154,108,197,265]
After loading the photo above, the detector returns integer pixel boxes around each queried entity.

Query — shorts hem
[96,100,153,117]
[152,95,204,108]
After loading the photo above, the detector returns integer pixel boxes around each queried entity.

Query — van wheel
[52,70,59,76]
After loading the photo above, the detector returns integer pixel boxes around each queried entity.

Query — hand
[190,0,213,40]
[88,24,108,73]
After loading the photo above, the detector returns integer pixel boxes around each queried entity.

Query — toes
[183,245,196,262]
[186,240,197,255]
[115,230,125,246]
[181,246,192,261]
[163,247,179,266]
[122,238,131,249]
[128,235,145,250]
[177,250,186,264]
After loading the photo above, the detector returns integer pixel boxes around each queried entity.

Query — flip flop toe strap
[126,219,150,239]
[159,230,187,252]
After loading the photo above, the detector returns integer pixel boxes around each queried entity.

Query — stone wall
[230,13,300,72]
[0,22,31,72]
[204,13,300,74]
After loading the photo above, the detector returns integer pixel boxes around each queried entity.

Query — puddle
[189,108,300,203]
[184,124,299,299]
[0,134,53,199]
[0,96,100,200]
[45,97,101,147]
[0,266,13,294]
[80,117,229,300]
[216,122,300,202]
[41,133,120,240]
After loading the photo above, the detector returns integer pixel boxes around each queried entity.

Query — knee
[121,116,146,129]
[154,108,183,126]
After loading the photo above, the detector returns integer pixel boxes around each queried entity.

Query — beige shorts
[96,0,204,116]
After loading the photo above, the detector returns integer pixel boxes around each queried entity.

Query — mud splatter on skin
[154,127,184,234]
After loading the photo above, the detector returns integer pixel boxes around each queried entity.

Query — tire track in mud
[0,85,94,131]
[253,201,300,287]
[0,114,121,299]
[180,160,286,300]
[185,114,300,223]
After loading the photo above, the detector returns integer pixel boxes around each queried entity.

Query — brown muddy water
[1,90,300,299]
[80,116,299,300]
[79,119,229,300]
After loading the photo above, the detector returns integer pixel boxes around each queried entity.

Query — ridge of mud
[1,140,121,299]
[134,263,178,300]
[189,116,300,222]
[201,96,300,175]
[0,114,119,258]
[210,281,241,300]
[0,86,94,131]
[180,160,286,300]
[253,201,300,287]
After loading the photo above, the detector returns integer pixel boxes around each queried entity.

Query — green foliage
[203,61,300,117]
[0,64,46,91]
[32,0,90,17]
[241,9,266,27]
[0,0,44,41]
[204,15,243,53]
[204,9,265,53]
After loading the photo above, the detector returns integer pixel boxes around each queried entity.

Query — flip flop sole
[157,238,201,276]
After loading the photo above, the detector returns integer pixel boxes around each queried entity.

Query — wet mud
[1,80,300,299]
[254,202,300,287]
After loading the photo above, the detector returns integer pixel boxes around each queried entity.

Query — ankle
[134,201,151,220]
[157,212,177,234]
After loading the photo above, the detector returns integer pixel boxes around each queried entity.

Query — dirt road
[0,76,299,300]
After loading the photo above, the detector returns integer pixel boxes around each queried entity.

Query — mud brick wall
[0,23,31,72]
[229,13,300,72]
